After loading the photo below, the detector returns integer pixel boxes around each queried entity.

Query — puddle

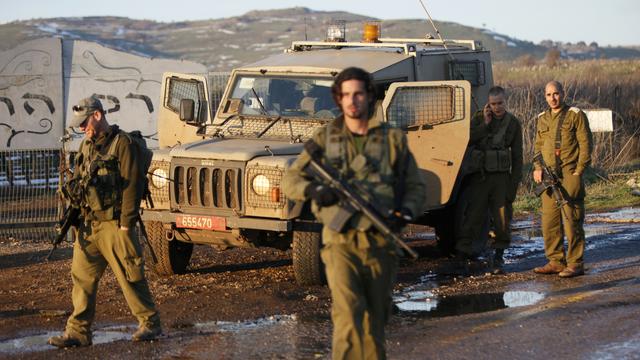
[586,207,639,222]
[504,208,640,264]
[0,326,133,355]
[589,332,640,360]
[394,290,545,317]
[193,314,297,332]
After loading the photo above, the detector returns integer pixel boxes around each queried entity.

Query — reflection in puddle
[0,326,132,355]
[589,332,640,360]
[394,290,545,317]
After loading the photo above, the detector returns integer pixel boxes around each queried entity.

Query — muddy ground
[0,208,639,359]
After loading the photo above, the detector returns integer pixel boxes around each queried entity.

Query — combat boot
[492,249,505,275]
[48,333,92,348]
[132,325,162,342]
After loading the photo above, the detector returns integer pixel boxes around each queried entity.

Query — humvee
[141,23,493,285]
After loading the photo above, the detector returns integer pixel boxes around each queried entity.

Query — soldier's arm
[469,111,488,145]
[282,127,326,201]
[532,113,546,170]
[115,136,140,229]
[574,110,593,175]
[396,132,427,218]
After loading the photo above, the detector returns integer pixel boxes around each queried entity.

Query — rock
[625,178,637,187]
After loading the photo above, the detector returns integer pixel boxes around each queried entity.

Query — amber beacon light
[363,22,380,42]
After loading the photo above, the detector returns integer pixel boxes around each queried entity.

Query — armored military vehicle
[141,23,494,285]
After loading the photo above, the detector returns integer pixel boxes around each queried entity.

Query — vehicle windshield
[229,74,338,119]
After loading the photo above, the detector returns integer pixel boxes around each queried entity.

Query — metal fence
[0,149,63,241]
[0,72,231,242]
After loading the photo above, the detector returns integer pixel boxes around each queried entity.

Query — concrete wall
[0,38,207,150]
[0,38,63,150]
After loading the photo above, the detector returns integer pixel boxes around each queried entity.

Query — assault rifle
[47,206,80,261]
[303,141,419,259]
[533,153,573,226]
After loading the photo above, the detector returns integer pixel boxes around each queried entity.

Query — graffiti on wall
[0,39,63,150]
[64,42,207,149]
[0,38,207,150]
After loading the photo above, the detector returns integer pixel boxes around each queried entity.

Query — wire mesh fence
[0,149,63,241]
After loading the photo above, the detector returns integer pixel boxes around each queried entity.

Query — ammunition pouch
[84,155,122,221]
[484,149,512,173]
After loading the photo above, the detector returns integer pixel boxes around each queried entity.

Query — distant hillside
[1,7,638,71]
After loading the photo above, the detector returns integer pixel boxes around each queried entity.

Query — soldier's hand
[533,169,543,183]
[388,208,413,232]
[483,104,493,124]
[304,183,339,207]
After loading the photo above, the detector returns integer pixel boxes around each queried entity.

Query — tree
[545,48,561,68]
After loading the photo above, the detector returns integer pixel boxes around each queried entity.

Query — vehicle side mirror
[179,99,195,122]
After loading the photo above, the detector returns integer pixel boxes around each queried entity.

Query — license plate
[176,214,226,231]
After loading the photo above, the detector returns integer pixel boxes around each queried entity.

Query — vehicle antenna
[417,0,480,110]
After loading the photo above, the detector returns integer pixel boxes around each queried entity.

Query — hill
[1,7,638,71]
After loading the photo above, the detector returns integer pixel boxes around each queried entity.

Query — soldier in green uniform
[283,67,426,359]
[48,96,161,348]
[456,86,523,273]
[533,81,593,278]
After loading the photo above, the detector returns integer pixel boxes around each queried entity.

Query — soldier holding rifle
[533,81,593,278]
[48,96,161,348]
[283,67,425,359]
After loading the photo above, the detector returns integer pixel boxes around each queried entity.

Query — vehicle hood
[169,138,304,161]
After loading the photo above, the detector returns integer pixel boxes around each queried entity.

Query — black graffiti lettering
[126,93,154,113]
[23,101,35,115]
[22,93,56,114]
[0,97,15,115]
[92,93,120,113]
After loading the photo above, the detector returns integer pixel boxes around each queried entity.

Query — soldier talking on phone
[455,86,523,274]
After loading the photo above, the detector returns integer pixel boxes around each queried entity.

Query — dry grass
[494,60,640,193]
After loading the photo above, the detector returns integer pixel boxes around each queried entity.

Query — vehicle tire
[142,221,193,276]
[292,230,325,286]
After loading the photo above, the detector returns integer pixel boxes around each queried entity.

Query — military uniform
[534,105,593,270]
[63,124,160,344]
[456,111,523,257]
[283,109,425,359]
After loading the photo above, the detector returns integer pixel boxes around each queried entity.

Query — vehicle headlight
[151,168,168,188]
[252,174,270,195]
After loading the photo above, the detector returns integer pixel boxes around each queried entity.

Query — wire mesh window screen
[0,149,62,240]
[246,166,285,209]
[165,77,205,116]
[208,72,230,116]
[387,85,465,128]
[448,60,485,86]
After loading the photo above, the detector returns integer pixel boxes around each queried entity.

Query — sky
[1,0,638,46]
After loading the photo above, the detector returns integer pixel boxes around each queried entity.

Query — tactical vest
[470,114,513,173]
[78,132,125,222]
[312,121,397,232]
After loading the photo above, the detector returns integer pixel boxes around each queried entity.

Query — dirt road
[0,208,638,359]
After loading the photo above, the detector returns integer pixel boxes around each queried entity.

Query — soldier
[48,96,161,348]
[456,86,523,274]
[533,81,593,278]
[283,67,426,359]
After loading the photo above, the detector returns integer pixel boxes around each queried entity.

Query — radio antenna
[417,0,480,110]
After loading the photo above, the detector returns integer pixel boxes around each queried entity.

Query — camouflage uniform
[64,124,160,343]
[456,111,523,256]
[534,105,593,269]
[283,110,425,359]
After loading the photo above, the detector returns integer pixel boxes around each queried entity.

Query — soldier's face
[338,79,369,120]
[80,111,100,139]
[545,84,564,110]
[488,94,506,118]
